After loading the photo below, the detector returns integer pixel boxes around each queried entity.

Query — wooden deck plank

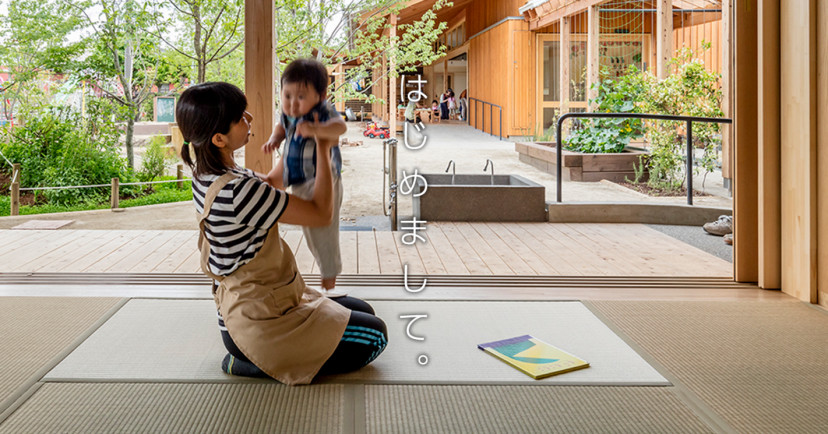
[339,231,358,275]
[471,223,537,275]
[106,231,180,272]
[0,230,67,264]
[557,224,654,276]
[453,223,514,275]
[356,231,381,274]
[0,230,88,272]
[485,222,554,275]
[536,224,626,276]
[584,224,673,276]
[130,231,196,273]
[151,232,199,273]
[423,224,469,275]
[614,224,732,276]
[432,223,491,275]
[374,230,402,275]
[0,229,48,249]
[26,230,115,272]
[82,231,159,272]
[413,232,448,275]
[496,224,579,275]
[173,248,201,273]
[392,231,427,275]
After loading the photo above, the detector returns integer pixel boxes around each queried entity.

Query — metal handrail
[555,112,733,205]
[468,97,503,140]
[382,137,398,230]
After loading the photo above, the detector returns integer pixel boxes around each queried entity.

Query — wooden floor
[0,223,732,277]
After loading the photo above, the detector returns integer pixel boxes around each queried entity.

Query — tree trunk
[125,114,135,169]
[193,3,204,83]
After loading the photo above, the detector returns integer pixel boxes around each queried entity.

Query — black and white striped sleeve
[232,176,288,229]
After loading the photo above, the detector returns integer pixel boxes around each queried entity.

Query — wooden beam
[244,0,274,173]
[560,16,570,120]
[534,0,610,30]
[733,0,758,283]
[587,5,599,109]
[673,11,721,29]
[657,0,673,79]
[780,0,818,302]
[757,0,780,290]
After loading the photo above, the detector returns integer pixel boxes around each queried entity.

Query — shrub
[0,107,138,206]
[139,135,173,182]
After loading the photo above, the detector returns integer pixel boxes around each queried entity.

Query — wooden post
[657,0,673,79]
[586,5,599,109]
[389,14,397,137]
[733,0,759,282]
[111,178,119,210]
[244,0,275,173]
[757,0,781,290]
[335,64,345,113]
[560,16,570,135]
[721,0,733,187]
[10,163,19,216]
[176,163,184,189]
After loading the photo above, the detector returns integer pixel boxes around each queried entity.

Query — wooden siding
[467,0,527,37]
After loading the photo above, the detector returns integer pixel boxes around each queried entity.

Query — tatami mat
[365,385,713,434]
[0,297,122,412]
[46,299,666,385]
[589,300,828,433]
[0,383,344,434]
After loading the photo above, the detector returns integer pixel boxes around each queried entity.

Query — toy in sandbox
[362,122,390,139]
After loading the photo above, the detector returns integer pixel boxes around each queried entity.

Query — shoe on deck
[724,233,733,245]
[704,215,733,236]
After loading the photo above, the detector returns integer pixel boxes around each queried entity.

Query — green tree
[69,0,162,169]
[0,0,85,122]
[153,0,244,84]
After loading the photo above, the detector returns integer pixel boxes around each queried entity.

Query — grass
[0,176,192,217]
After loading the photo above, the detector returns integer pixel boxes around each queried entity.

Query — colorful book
[478,335,589,379]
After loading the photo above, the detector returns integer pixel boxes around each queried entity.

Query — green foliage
[0,107,137,206]
[139,135,173,182]
[637,45,723,191]
[565,65,645,154]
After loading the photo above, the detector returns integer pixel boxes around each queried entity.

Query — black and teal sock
[221,353,268,378]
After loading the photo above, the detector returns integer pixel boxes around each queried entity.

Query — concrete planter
[515,141,649,183]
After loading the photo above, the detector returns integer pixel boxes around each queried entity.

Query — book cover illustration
[478,335,590,379]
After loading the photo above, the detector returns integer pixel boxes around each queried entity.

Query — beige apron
[198,173,350,385]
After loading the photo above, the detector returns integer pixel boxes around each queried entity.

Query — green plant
[138,135,173,182]
[638,45,723,191]
[0,106,139,206]
[565,65,646,154]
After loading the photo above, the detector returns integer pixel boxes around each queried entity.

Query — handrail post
[556,115,564,202]
[686,120,693,205]
[10,163,20,216]
[111,178,119,210]
[176,163,184,189]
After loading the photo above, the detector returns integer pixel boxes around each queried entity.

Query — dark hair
[176,82,247,178]
[281,58,328,97]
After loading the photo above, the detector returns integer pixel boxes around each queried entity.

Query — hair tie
[183,141,190,145]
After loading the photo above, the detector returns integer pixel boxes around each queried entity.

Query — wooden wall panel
[467,0,526,36]
[673,20,722,75]
[817,0,827,308]
[780,0,817,302]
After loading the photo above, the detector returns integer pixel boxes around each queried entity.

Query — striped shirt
[193,167,288,276]
[281,100,343,186]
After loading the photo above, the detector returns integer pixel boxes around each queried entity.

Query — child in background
[262,58,348,297]
[431,99,440,123]
[177,82,386,384]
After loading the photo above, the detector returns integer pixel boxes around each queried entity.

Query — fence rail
[555,112,733,205]
[4,163,188,216]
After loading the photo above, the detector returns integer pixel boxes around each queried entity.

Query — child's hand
[295,112,321,139]
[261,136,281,154]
